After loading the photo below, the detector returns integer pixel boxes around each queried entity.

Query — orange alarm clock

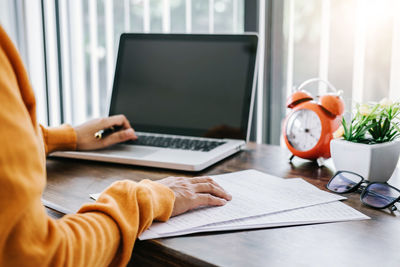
[283,78,344,164]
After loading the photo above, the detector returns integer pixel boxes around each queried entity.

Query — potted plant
[330,99,400,182]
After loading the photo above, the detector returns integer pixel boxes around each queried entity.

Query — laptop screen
[109,34,258,140]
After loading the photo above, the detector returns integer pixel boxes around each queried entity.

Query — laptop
[51,33,258,171]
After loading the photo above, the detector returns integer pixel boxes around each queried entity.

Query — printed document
[140,200,369,240]
[90,169,369,240]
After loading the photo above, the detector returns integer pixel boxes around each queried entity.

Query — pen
[94,125,123,139]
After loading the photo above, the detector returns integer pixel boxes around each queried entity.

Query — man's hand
[74,115,137,151]
[157,176,232,217]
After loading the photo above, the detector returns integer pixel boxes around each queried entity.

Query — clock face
[286,109,322,151]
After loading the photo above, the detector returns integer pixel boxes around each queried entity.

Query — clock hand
[303,127,319,141]
[309,133,319,140]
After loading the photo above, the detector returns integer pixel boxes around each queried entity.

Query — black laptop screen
[109,34,258,139]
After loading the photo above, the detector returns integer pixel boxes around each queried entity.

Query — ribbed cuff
[43,124,77,154]
[140,180,175,221]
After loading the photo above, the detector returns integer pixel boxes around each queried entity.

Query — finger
[194,194,227,208]
[102,114,132,130]
[190,176,213,183]
[194,183,232,201]
[102,128,137,146]
[190,176,226,192]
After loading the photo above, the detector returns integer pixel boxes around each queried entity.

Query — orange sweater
[0,26,174,266]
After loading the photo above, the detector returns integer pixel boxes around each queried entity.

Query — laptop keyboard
[125,133,226,152]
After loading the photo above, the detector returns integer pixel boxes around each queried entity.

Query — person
[0,25,231,266]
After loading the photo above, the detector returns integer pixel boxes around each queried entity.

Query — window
[5,0,244,126]
[283,0,400,103]
[4,0,397,145]
[265,0,400,144]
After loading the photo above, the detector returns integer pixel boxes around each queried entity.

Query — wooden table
[44,144,400,267]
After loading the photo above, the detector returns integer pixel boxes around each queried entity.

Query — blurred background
[0,0,399,145]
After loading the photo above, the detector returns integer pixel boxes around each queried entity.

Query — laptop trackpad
[96,144,157,158]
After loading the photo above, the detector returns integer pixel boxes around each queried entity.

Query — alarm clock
[283,78,344,165]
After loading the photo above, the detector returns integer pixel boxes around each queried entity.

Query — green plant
[341,100,400,144]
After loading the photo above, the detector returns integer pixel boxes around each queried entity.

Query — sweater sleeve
[53,180,174,266]
[40,124,77,154]
[77,180,175,265]
[0,25,175,267]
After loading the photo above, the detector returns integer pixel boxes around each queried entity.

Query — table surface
[44,143,400,267]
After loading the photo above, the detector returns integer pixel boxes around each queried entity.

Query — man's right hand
[74,114,137,151]
[157,176,232,217]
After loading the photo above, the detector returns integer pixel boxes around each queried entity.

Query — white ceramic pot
[330,139,400,182]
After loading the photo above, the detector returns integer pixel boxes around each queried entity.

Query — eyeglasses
[326,171,400,211]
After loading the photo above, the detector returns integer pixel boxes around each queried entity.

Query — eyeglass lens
[327,172,363,193]
[361,183,400,209]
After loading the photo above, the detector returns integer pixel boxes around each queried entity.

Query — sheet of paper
[90,169,366,241]
[202,200,369,231]
[139,201,369,240]
[139,170,346,234]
